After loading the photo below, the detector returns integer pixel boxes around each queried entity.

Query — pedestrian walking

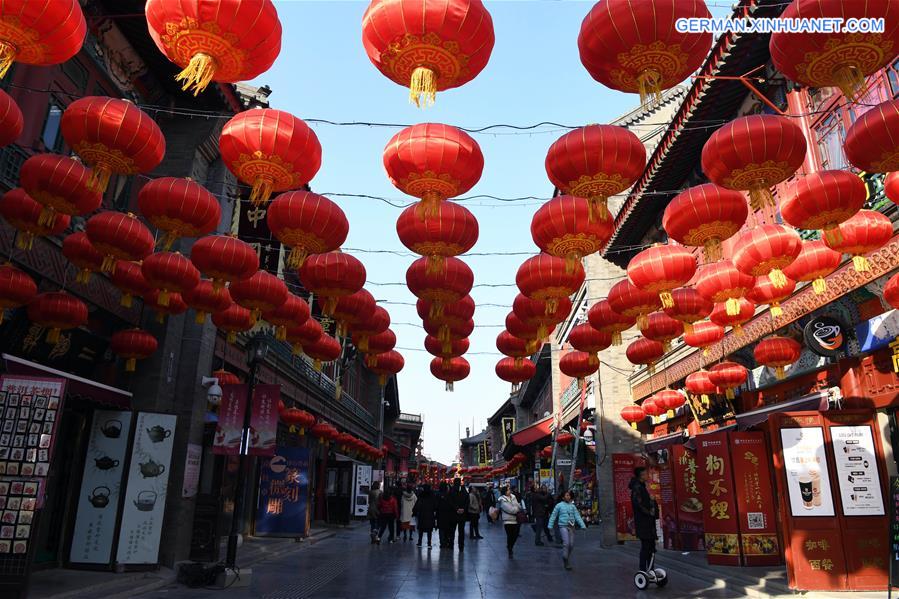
[497,485,522,559]
[630,467,659,573]
[377,487,399,544]
[529,484,551,545]
[483,484,496,524]
[367,481,382,544]
[413,484,437,548]
[547,490,586,570]
[399,485,417,542]
[467,484,483,540]
[447,478,469,551]
[436,481,455,548]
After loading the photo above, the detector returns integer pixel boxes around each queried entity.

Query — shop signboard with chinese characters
[612,454,640,541]
[115,413,177,566]
[657,455,679,550]
[248,385,279,457]
[213,384,247,456]
[255,447,310,537]
[501,418,515,447]
[889,477,899,590]
[730,432,781,566]
[829,425,884,516]
[670,444,704,551]
[236,194,281,274]
[69,410,133,566]
[695,432,740,565]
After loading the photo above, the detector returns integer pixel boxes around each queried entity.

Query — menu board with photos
[0,478,41,556]
[780,427,836,517]
[0,376,67,478]
[830,425,884,516]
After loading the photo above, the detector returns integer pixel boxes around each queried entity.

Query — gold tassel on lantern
[313,359,322,372]
[87,164,113,194]
[682,322,694,336]
[771,303,783,318]
[249,176,274,206]
[647,362,656,376]
[425,256,446,275]
[564,254,579,275]
[545,298,559,314]
[157,289,170,307]
[46,328,61,344]
[194,311,207,324]
[15,232,32,251]
[101,255,117,274]
[428,302,445,320]
[612,331,622,346]
[725,388,735,400]
[701,394,710,406]
[287,247,308,269]
[823,226,843,246]
[76,269,91,285]
[630,422,638,430]
[833,64,868,102]
[409,66,438,108]
[775,366,786,380]
[416,190,443,219]
[175,52,217,96]
[748,187,776,212]
[703,238,723,263]
[227,331,237,344]
[275,325,286,342]
[589,196,611,222]
[636,69,663,109]
[0,41,16,79]
[852,255,870,272]
[768,269,788,288]
[725,297,741,316]
[659,291,674,309]
[292,343,302,356]
[812,277,827,295]
[637,314,649,330]
[125,358,137,372]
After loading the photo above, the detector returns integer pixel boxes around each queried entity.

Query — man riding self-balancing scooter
[630,466,667,589]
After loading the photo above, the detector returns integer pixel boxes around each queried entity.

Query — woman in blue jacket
[547,490,586,570]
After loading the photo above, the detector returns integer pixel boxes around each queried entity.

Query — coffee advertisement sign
[780,427,835,517]
[830,425,884,516]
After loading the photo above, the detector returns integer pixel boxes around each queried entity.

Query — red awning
[3,353,132,409]
[510,416,552,447]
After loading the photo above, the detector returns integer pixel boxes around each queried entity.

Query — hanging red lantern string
[299,251,366,317]
[662,183,749,262]
[424,316,473,354]
[281,407,315,435]
[782,240,842,296]
[352,306,391,353]
[141,252,200,307]
[360,329,397,367]
[184,281,231,324]
[845,99,899,173]
[267,191,348,268]
[770,0,899,101]
[146,0,282,95]
[701,115,807,212]
[754,336,802,380]
[361,0,495,107]
[62,231,104,284]
[60,97,166,193]
[496,330,530,367]
[747,276,796,319]
[406,256,473,318]
[138,177,221,250]
[709,298,756,335]
[220,109,322,205]
[517,253,585,315]
[495,357,535,393]
[303,334,342,371]
[640,312,683,353]
[732,224,802,289]
[655,389,685,418]
[145,289,188,323]
[18,154,101,228]
[708,361,747,399]
[367,349,402,388]
[504,312,542,354]
[825,209,893,273]
[627,244,697,310]
[212,302,254,343]
[0,0,86,78]
[685,370,717,406]
[110,329,158,372]
[229,270,288,324]
[285,317,323,356]
[780,170,866,245]
[641,397,664,420]
[578,0,712,108]
[663,287,712,336]
[512,294,571,340]
[695,260,755,317]
[587,299,635,346]
[607,279,661,330]
[383,124,484,217]
[545,124,645,221]
[426,334,469,359]
[683,320,724,357]
[111,261,150,308]
[531,195,613,271]
[0,264,36,324]
[332,289,377,338]
[620,405,645,431]
[430,356,470,392]
[86,212,155,274]
[568,323,612,359]
[261,294,311,341]
[625,337,665,374]
[396,200,478,273]
[27,291,87,344]
[1,188,69,250]
[191,234,259,291]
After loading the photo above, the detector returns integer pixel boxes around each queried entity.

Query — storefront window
[41,99,64,152]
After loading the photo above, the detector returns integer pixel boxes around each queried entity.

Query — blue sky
[256,1,727,464]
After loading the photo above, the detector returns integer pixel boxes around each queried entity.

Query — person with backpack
[376,487,399,544]
[630,467,659,573]
[548,490,587,570]
[467,484,483,540]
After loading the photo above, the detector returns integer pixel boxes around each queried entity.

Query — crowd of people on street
[364,479,589,569]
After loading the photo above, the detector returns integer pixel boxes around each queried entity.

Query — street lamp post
[225,333,269,570]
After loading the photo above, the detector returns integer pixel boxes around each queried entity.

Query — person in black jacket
[446,478,469,551]
[413,484,438,548]
[630,467,659,572]
[530,484,551,545]
[436,481,455,548]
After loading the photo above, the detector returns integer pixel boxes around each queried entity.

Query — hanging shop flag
[730,432,781,566]
[695,431,741,565]
[612,453,642,542]
[213,384,248,456]
[248,385,279,457]
[657,456,678,550]
[501,417,515,447]
[671,444,705,551]
[255,446,310,537]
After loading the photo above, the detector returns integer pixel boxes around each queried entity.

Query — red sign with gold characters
[731,431,781,566]
[695,431,740,565]
[670,444,704,551]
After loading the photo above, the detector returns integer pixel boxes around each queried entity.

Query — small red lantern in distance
[110,328,158,372]
[620,405,645,430]
[708,361,748,399]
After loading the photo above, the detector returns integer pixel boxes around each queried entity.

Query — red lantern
[625,337,664,374]
[607,279,661,330]
[18,154,101,228]
[311,422,334,444]
[61,97,165,193]
[732,224,802,289]
[640,312,683,352]
[770,0,899,101]
[86,212,155,273]
[281,407,315,435]
[145,289,188,323]
[662,183,749,262]
[146,0,281,94]
[212,370,241,386]
[285,317,323,355]
[0,263,36,324]
[780,170,866,245]
[505,312,542,354]
[708,361,748,399]
[885,272,899,310]
[430,357,470,391]
[512,294,571,340]
[368,350,405,386]
[683,321,724,356]
[109,329,158,372]
[111,261,150,308]
[613,245,696,308]
[396,201,478,273]
[332,289,376,337]
[352,306,391,353]
[578,0,712,107]
[825,209,893,273]
[220,109,322,204]
[27,291,87,344]
[0,0,86,77]
[62,231,104,284]
[782,240,843,296]
[406,256,473,316]
[228,270,288,322]
[360,329,397,366]
[0,89,22,146]
[495,357,535,392]
[383,124,484,216]
[1,188,69,250]
[540,445,553,459]
[516,253,585,314]
[138,177,221,250]
[560,350,600,381]
[191,234,259,291]
[709,298,755,335]
[845,100,899,173]
[695,260,755,316]
[141,252,200,307]
[747,276,796,319]
[267,191,348,268]
[641,397,664,419]
[361,0,495,107]
[655,389,685,418]
[261,294,311,341]
[887,171,899,203]
[303,334,341,370]
[212,302,254,343]
[496,330,530,366]
[557,431,576,446]
[299,251,366,316]
[531,195,613,271]
[587,299,635,346]
[426,335,469,359]
[754,336,802,380]
[620,405,645,430]
[184,281,232,324]
[424,317,473,354]
[701,115,807,211]
[545,124,646,220]
[663,287,712,335]
[568,323,612,357]
[685,370,717,404]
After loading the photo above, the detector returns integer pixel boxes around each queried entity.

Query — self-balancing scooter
[634,549,668,589]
